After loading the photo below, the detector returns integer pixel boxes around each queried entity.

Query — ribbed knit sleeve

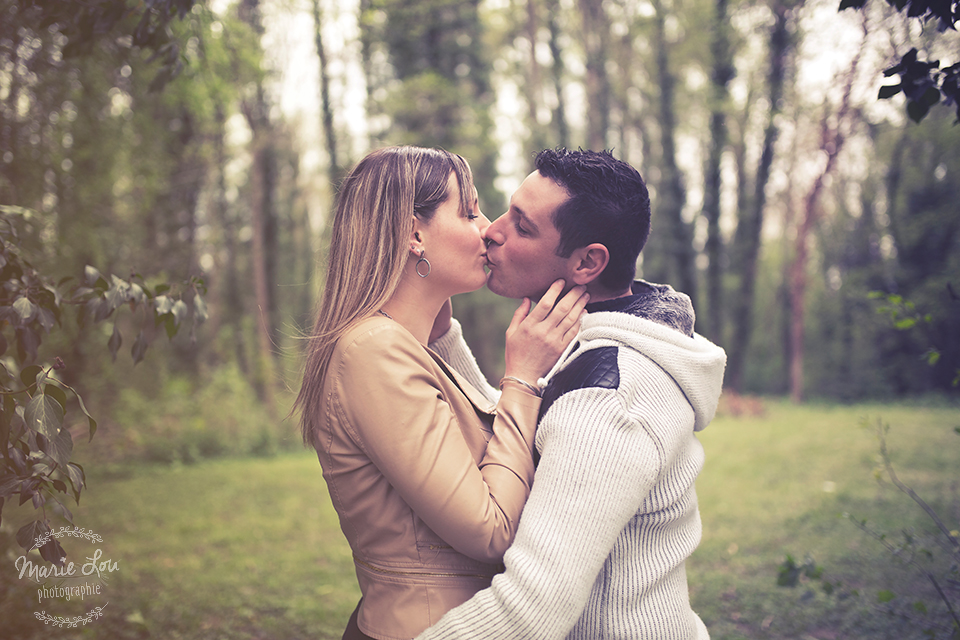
[416,347,710,640]
[429,318,499,404]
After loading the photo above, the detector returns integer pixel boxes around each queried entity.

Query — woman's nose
[476,211,491,236]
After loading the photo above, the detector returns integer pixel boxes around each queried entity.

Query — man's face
[483,171,573,300]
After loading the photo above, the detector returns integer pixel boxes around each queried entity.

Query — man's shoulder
[538,346,620,420]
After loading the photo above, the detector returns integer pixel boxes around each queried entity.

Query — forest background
[0,0,959,635]
[3,0,960,448]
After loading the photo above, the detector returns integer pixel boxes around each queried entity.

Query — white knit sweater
[425,287,726,640]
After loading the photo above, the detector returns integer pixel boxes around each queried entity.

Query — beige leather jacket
[310,316,540,640]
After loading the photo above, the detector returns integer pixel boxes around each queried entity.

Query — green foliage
[13,0,202,91]
[840,0,960,122]
[103,366,295,465]
[0,207,206,562]
[777,293,960,638]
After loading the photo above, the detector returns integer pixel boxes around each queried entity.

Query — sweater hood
[557,281,726,432]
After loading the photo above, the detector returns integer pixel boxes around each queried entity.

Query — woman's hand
[503,280,589,386]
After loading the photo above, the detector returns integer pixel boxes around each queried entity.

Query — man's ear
[569,243,609,286]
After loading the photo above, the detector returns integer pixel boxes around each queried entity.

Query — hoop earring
[415,250,431,278]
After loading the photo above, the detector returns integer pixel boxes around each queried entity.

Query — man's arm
[416,383,665,639]
[429,317,499,403]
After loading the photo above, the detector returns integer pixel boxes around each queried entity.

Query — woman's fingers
[507,297,532,331]
[544,285,589,330]
[526,280,566,322]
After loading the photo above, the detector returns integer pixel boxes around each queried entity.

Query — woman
[295,146,588,640]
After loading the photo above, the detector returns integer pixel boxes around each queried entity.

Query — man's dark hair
[535,147,651,292]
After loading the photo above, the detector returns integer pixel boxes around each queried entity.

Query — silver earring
[416,249,431,278]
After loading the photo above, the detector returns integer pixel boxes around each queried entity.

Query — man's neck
[584,283,633,305]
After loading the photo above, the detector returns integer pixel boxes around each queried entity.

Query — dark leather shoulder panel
[538,346,620,421]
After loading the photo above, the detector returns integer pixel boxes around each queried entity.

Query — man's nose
[483,214,505,245]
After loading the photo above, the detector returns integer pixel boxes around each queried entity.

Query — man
[426,148,726,639]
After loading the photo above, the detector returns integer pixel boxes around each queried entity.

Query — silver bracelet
[499,376,541,397]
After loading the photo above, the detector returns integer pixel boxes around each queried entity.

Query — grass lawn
[1,399,958,639]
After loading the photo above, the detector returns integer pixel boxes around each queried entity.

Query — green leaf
[93,297,114,323]
[878,84,902,99]
[154,295,173,315]
[66,463,85,501]
[878,589,896,603]
[894,318,916,330]
[37,307,56,332]
[193,292,208,325]
[129,282,146,304]
[0,474,21,499]
[163,313,177,339]
[19,364,44,392]
[39,537,66,566]
[16,518,49,551]
[16,326,40,363]
[13,296,37,323]
[108,324,122,362]
[58,381,97,441]
[43,384,67,412]
[131,330,149,365]
[24,393,64,440]
[172,298,188,328]
[0,395,12,456]
[47,425,73,468]
[83,265,103,287]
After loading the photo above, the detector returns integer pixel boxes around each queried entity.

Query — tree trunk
[726,2,792,392]
[545,0,569,148]
[312,0,342,183]
[788,23,864,401]
[239,0,278,405]
[579,0,610,150]
[703,0,734,343]
[523,0,549,155]
[652,0,697,307]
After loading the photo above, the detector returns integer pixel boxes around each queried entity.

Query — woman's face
[417,172,490,296]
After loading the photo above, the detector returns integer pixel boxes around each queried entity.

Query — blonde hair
[296,146,474,447]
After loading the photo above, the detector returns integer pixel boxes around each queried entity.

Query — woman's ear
[409,219,424,255]
[569,243,609,286]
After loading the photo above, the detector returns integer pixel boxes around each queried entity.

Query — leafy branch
[1,207,207,563]
[840,0,960,122]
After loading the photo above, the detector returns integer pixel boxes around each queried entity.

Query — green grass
[691,399,960,639]
[1,453,360,640]
[1,399,957,639]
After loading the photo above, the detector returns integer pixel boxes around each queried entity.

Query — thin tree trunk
[579,0,610,150]
[703,0,734,344]
[545,0,569,148]
[312,0,342,183]
[652,0,697,307]
[726,2,792,392]
[523,0,550,154]
[788,20,864,402]
[239,0,278,405]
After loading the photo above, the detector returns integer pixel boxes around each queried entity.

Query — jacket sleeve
[335,323,539,563]
[428,318,499,404]
[415,377,667,639]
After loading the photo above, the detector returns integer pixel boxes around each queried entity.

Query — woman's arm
[337,323,539,562]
